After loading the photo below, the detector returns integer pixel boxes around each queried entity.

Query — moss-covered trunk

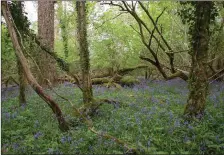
[184,2,213,117]
[76,1,93,105]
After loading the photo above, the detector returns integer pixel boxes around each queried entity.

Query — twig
[96,12,124,30]
[209,68,224,80]
[209,73,224,84]
[164,49,190,54]
[101,1,127,12]
[148,7,167,47]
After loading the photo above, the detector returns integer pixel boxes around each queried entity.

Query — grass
[1,79,224,154]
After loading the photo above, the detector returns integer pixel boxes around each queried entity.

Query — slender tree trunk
[2,2,69,131]
[184,2,213,117]
[61,2,69,59]
[76,1,93,105]
[14,1,27,106]
[17,59,27,106]
[37,1,57,86]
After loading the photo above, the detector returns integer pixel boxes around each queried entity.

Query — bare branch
[96,12,124,30]
[164,49,190,54]
[209,68,224,80]
[101,1,127,12]
[149,7,166,46]
[138,2,172,51]
[130,24,141,35]
[139,56,157,66]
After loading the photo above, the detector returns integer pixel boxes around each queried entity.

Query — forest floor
[1,79,224,154]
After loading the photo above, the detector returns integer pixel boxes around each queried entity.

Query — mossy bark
[76,1,93,105]
[184,2,213,117]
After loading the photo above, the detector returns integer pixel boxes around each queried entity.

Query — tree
[37,1,57,86]
[16,2,27,106]
[102,1,189,81]
[184,2,215,117]
[8,1,28,105]
[58,1,69,59]
[2,1,69,131]
[76,1,93,106]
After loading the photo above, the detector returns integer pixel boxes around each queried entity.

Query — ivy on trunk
[184,2,213,117]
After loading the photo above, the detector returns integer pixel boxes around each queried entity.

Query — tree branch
[95,12,124,30]
[2,1,70,132]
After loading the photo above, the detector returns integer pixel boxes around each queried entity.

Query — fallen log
[58,74,139,87]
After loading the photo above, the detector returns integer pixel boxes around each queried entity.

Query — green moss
[120,76,140,86]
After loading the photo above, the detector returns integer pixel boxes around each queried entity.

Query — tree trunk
[184,2,213,117]
[2,2,69,132]
[37,1,57,86]
[12,1,27,106]
[76,1,93,105]
[61,2,69,59]
[17,59,27,106]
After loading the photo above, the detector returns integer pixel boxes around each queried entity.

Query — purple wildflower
[188,125,194,130]
[34,120,39,128]
[67,136,72,142]
[183,136,190,143]
[147,139,151,148]
[12,143,19,150]
[174,119,180,127]
[34,131,43,139]
[200,143,206,152]
[61,136,67,144]
[48,148,54,154]
[5,112,11,119]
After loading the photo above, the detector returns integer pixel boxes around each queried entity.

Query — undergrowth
[1,79,224,154]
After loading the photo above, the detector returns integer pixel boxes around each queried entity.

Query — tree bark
[37,1,57,86]
[17,59,27,106]
[2,2,69,132]
[16,1,26,106]
[76,1,93,105]
[184,2,212,117]
[61,2,69,59]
